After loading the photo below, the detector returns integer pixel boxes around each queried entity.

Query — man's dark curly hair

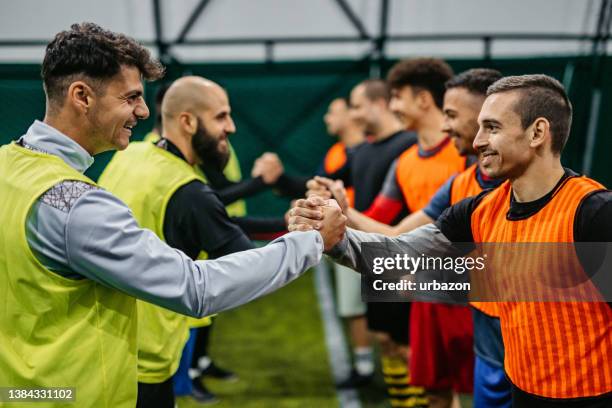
[42,22,165,105]
[386,58,454,110]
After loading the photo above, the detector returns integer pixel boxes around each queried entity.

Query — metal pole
[582,0,611,174]
[265,41,275,64]
[370,0,390,78]
[152,0,169,62]
[176,0,213,44]
[333,0,370,39]
[483,36,492,61]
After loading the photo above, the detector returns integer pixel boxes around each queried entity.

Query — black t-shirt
[349,131,417,211]
[160,140,254,260]
[435,168,612,244]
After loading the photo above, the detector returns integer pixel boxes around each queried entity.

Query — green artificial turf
[176,271,338,408]
[175,266,474,408]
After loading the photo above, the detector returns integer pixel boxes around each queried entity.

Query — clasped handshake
[287,177,350,251]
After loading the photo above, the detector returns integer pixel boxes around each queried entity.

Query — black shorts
[366,301,411,345]
[137,377,175,408]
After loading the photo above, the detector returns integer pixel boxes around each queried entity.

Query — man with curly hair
[0,23,343,408]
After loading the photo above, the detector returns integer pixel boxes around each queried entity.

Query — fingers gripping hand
[287,197,347,250]
[306,177,335,199]
[319,199,348,251]
[287,197,325,232]
[314,176,349,214]
[306,186,331,200]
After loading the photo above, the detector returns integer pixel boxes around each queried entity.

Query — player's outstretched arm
[64,189,325,318]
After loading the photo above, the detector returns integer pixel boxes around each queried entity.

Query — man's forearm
[195,230,323,315]
[64,190,323,318]
[348,208,396,235]
[74,227,323,318]
[328,224,454,272]
[392,210,434,236]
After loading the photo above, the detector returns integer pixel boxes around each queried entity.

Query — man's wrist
[313,230,325,254]
[324,235,348,257]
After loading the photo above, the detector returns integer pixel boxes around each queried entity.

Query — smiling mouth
[123,122,136,131]
[480,151,497,164]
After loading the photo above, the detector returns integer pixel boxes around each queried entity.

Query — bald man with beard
[98,76,337,407]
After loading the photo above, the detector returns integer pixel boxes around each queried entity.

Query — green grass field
[176,267,473,408]
[176,271,338,408]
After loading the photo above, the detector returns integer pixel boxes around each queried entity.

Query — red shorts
[409,302,474,393]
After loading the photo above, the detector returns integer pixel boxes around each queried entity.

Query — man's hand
[284,200,298,226]
[306,178,332,200]
[306,176,349,214]
[252,152,284,184]
[287,196,347,251]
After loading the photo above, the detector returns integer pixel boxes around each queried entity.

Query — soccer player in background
[325,79,417,392]
[314,68,510,408]
[291,74,612,408]
[320,97,376,387]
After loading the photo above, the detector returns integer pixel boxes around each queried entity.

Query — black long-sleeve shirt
[161,140,255,259]
[200,160,268,205]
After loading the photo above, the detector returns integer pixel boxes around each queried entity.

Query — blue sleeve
[422,175,455,220]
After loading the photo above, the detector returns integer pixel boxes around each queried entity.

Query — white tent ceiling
[0,0,609,62]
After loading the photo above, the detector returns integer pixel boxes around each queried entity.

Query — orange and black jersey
[270,140,364,199]
[317,141,363,180]
[323,142,349,174]
[422,161,498,221]
[364,137,467,224]
[425,163,504,319]
[395,137,467,212]
[320,141,362,207]
[344,130,416,212]
[435,169,612,244]
[434,168,612,399]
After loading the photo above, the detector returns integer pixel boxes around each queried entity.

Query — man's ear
[371,98,387,112]
[179,112,197,135]
[417,90,434,110]
[67,81,95,114]
[530,117,550,149]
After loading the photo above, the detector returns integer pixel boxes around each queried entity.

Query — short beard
[191,118,230,171]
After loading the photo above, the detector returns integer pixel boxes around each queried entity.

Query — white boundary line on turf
[314,260,362,408]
